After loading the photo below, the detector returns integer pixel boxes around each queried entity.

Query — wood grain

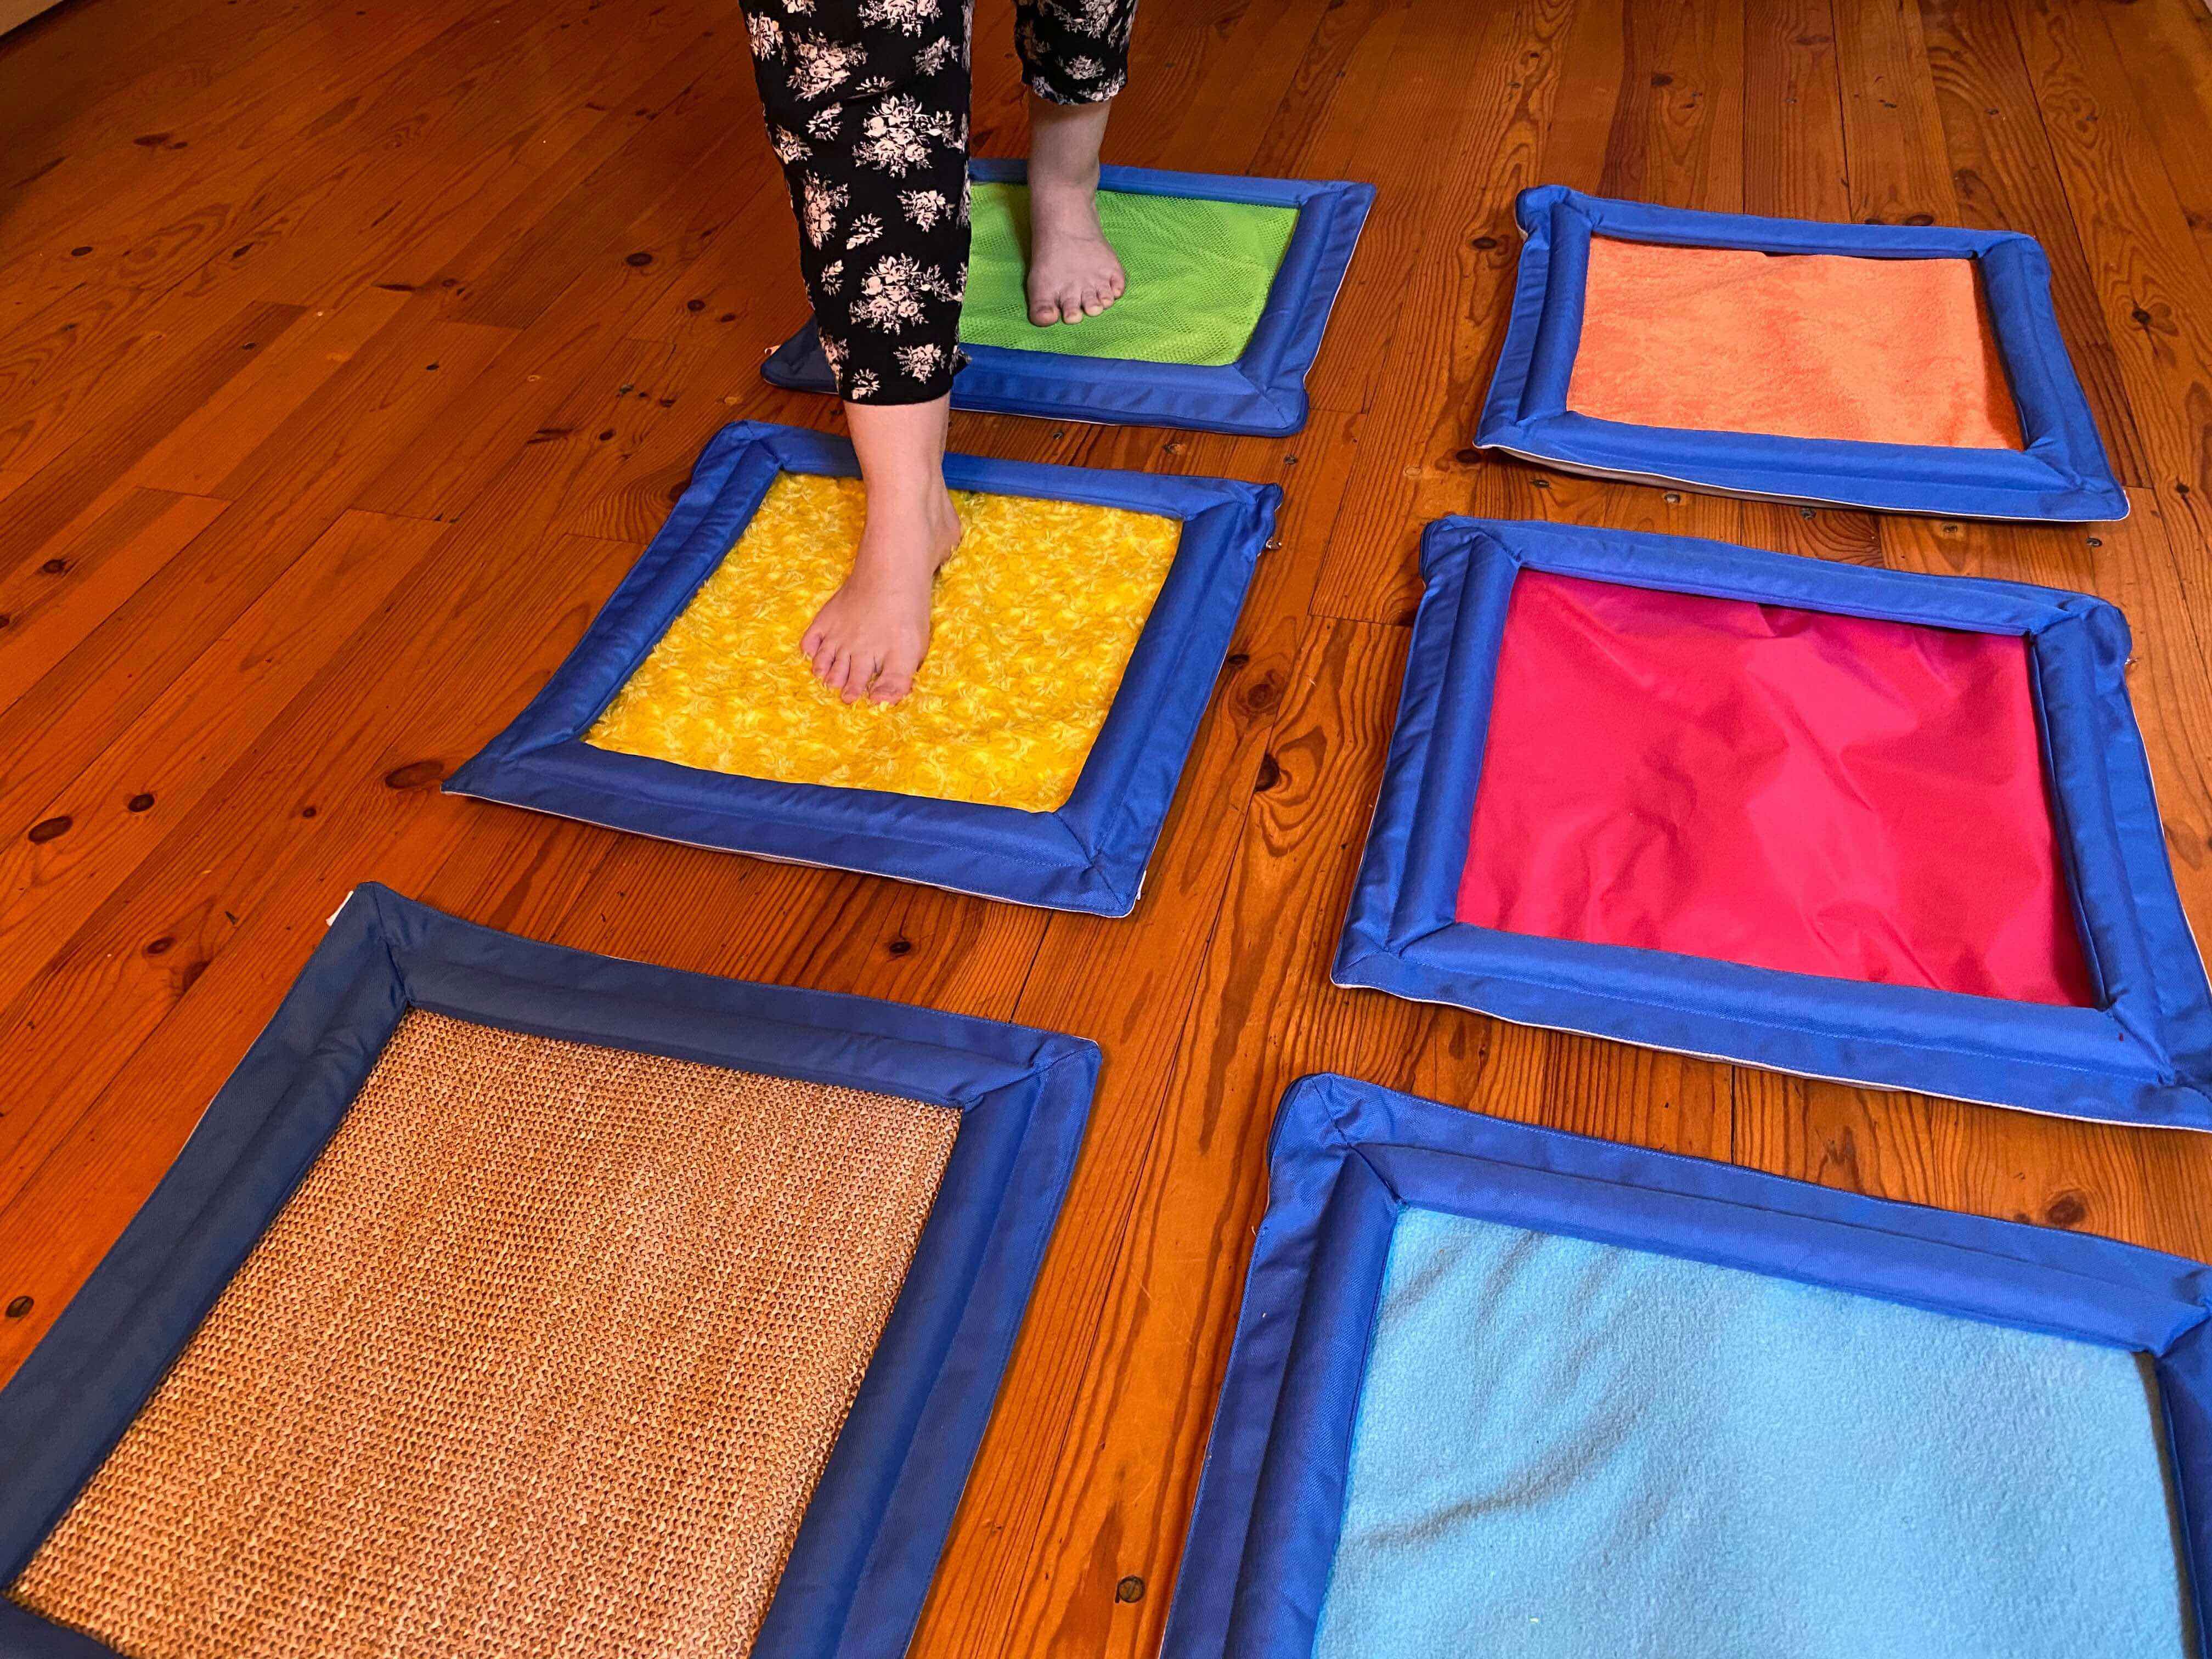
[3,0,2211,1651]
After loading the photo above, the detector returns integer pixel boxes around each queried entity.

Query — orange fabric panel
[1566,238,2025,450]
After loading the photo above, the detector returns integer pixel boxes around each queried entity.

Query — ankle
[1028,151,1101,195]
[859,479,958,559]
[863,467,948,518]
[1026,93,1110,195]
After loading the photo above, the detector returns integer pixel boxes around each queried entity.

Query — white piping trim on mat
[1480,443,2118,524]
[1327,969,2210,1133]
[441,787,1140,916]
[977,409,1114,428]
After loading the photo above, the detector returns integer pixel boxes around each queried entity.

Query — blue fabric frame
[0,884,1099,1659]
[761,161,1375,437]
[1475,185,2128,521]
[444,420,1279,915]
[1334,517,2212,1129]
[1160,1073,2212,1659]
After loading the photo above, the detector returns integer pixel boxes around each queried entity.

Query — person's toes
[802,623,826,663]
[1030,294,1060,324]
[837,653,870,703]
[1058,287,1087,324]
[1081,286,1107,317]
[871,640,923,704]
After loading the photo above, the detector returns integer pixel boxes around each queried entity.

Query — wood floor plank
[0,0,304,162]
[346,313,624,523]
[1833,0,1959,222]
[0,299,305,555]
[444,40,785,331]
[0,489,232,715]
[123,290,411,497]
[549,844,1050,1023]
[0,509,451,1011]
[1917,0,2150,483]
[0,309,514,891]
[2008,0,2212,505]
[1544,0,1631,189]
[1313,0,1746,624]
[2100,0,2212,279]
[1246,0,1411,187]
[0,0,465,317]
[264,10,752,314]
[0,0,674,478]
[1742,0,1851,219]
[1305,0,1582,622]
[1598,0,1747,210]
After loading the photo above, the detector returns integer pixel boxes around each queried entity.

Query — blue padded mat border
[0,884,1099,1659]
[1474,185,2128,521]
[1159,1073,2212,1659]
[1333,517,2212,1129]
[444,420,1280,915]
[761,160,1375,437]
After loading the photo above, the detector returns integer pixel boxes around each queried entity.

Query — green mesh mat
[958,182,1300,368]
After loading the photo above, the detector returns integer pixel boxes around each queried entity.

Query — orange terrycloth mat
[9,1010,961,1659]
[1566,237,2025,450]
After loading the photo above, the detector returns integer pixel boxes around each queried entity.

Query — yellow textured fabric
[586,471,1183,812]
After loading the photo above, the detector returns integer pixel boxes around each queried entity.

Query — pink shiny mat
[1455,570,2095,1006]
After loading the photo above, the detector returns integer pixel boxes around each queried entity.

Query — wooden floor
[3,0,2212,1649]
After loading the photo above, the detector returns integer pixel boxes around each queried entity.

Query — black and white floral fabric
[744,0,1138,405]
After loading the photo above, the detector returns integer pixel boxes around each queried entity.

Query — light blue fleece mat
[1314,1206,2196,1659]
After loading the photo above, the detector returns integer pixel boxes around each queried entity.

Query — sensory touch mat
[1335,518,2212,1128]
[763,161,1375,436]
[1475,185,2127,520]
[447,422,1278,914]
[1163,1076,2212,1659]
[0,886,1096,1659]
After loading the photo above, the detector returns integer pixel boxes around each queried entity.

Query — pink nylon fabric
[1455,570,2095,1007]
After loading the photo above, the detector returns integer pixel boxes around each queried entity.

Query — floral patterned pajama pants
[742,0,1138,405]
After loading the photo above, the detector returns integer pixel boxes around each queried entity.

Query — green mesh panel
[958,182,1300,367]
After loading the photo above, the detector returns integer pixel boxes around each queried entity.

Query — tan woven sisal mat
[10,1008,961,1659]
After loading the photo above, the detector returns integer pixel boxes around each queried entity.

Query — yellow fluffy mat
[587,471,1182,813]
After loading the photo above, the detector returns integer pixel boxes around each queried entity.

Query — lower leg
[1024,93,1125,326]
[802,395,963,705]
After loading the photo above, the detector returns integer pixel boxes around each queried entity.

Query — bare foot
[801,484,962,704]
[1026,168,1126,326]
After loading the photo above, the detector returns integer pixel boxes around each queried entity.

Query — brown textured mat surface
[9,1009,961,1659]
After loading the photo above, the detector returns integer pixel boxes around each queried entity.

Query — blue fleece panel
[761,161,1374,437]
[1316,1206,2195,1659]
[1159,1076,2212,1659]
